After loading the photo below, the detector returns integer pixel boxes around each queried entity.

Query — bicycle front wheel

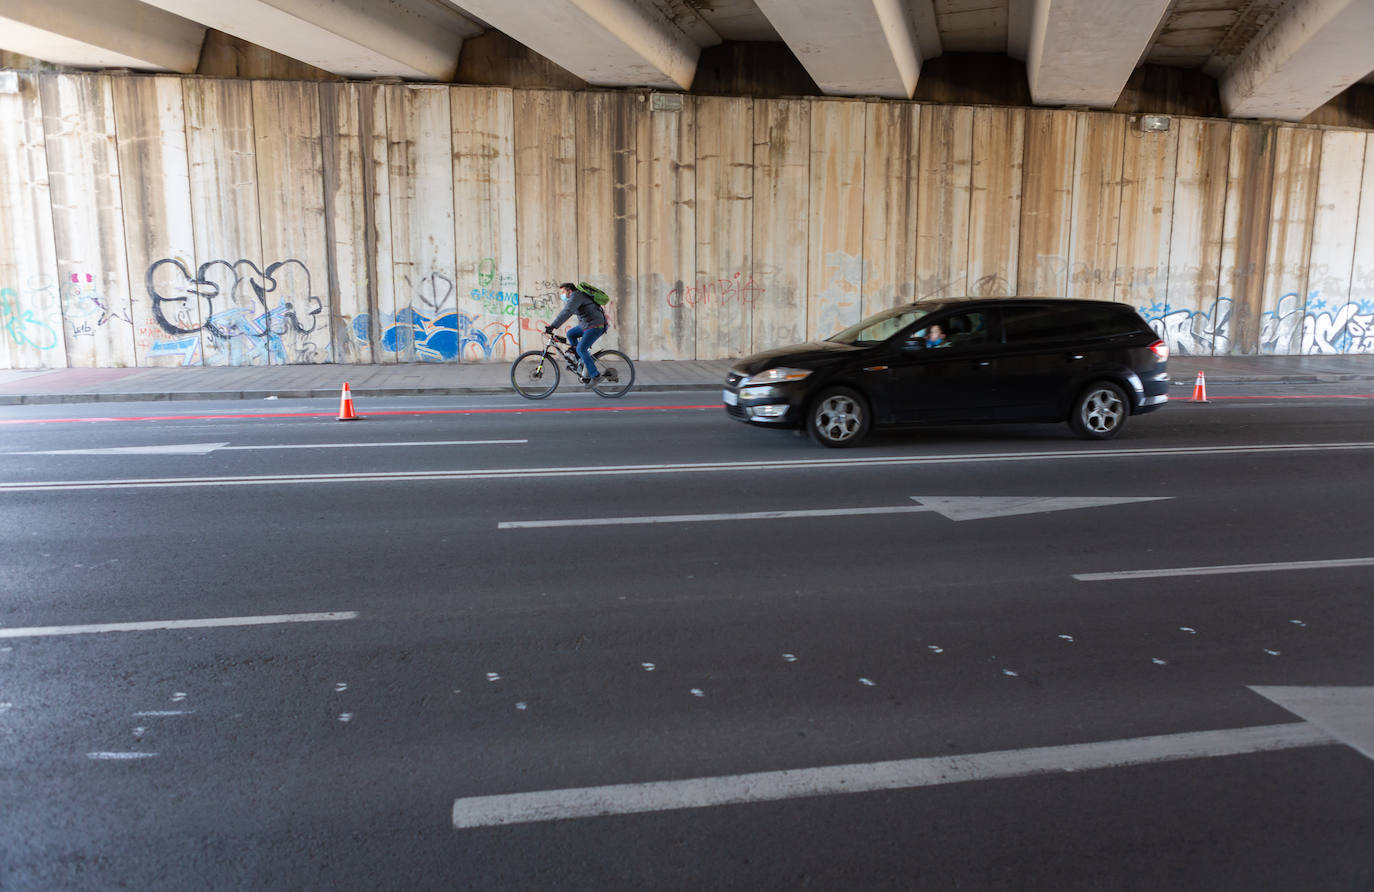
[590,349,635,398]
[511,350,560,399]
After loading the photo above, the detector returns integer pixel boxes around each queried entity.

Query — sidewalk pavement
[0,355,1373,406]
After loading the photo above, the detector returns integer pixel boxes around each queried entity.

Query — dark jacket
[548,289,607,330]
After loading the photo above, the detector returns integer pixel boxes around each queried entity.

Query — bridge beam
[1021,0,1173,108]
[447,0,704,90]
[1220,0,1374,122]
[138,0,479,81]
[753,0,939,99]
[0,0,204,73]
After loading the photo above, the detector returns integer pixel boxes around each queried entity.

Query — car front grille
[725,403,748,420]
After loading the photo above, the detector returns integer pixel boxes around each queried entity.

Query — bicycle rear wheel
[590,349,635,398]
[511,350,560,399]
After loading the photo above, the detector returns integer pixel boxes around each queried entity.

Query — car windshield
[826,306,930,346]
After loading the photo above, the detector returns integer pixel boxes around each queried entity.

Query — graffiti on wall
[665,272,765,310]
[350,308,518,361]
[1139,293,1374,356]
[812,253,868,336]
[1,285,61,351]
[518,280,563,333]
[1295,295,1374,354]
[471,287,519,317]
[1141,297,1234,356]
[351,269,519,361]
[470,258,520,328]
[8,250,1370,368]
[63,272,132,339]
[147,258,323,364]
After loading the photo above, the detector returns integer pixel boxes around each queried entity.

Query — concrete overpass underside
[5,0,1373,123]
[2,1,1374,368]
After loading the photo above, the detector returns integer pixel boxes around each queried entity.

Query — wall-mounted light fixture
[1138,114,1171,132]
[650,93,684,112]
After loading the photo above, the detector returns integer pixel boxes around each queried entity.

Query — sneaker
[583,374,601,390]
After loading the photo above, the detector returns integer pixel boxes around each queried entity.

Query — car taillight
[1149,340,1169,362]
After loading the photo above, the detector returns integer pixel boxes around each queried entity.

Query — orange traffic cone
[1188,370,1208,403]
[338,382,359,420]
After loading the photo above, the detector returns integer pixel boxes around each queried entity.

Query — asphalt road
[2,385,1373,890]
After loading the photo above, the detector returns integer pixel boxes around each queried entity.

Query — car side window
[909,312,989,350]
[1002,305,1128,342]
[834,307,930,345]
[1001,306,1065,342]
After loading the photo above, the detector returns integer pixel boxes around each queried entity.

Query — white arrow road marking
[452,722,1334,829]
[1074,556,1374,581]
[1250,686,1374,761]
[912,496,1168,522]
[13,439,526,456]
[0,611,358,639]
[2,441,1371,492]
[498,496,1170,529]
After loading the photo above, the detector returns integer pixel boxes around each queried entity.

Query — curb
[0,382,723,406]
[1168,375,1374,385]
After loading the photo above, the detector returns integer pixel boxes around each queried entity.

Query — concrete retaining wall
[2,72,1373,369]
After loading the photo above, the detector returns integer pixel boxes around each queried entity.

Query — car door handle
[1067,353,1084,362]
[977,360,993,367]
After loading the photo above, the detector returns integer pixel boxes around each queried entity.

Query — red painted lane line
[0,405,720,426]
[1187,394,1374,401]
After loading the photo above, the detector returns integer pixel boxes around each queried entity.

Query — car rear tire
[808,386,870,448]
[1069,381,1128,440]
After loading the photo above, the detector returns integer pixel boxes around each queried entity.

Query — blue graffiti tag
[352,309,517,361]
[1141,291,1374,356]
[1,287,61,351]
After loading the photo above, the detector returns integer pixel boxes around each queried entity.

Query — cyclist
[544,282,608,388]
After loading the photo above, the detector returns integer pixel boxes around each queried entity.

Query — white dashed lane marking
[1075,556,1374,581]
[0,611,358,638]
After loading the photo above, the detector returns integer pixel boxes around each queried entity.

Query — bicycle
[510,330,636,399]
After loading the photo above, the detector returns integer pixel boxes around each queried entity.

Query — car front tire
[808,386,870,448]
[1069,380,1128,440]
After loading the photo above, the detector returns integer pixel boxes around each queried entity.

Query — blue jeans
[567,325,606,376]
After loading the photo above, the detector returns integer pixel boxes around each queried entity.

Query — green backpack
[579,282,611,307]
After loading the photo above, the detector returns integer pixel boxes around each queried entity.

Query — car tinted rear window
[1001,304,1142,343]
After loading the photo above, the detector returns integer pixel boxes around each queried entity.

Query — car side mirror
[902,338,925,354]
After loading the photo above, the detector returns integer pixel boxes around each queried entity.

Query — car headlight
[742,367,812,386]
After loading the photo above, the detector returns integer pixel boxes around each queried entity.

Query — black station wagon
[722,298,1170,447]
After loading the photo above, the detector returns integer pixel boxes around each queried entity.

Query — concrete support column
[0,0,204,73]
[447,0,704,90]
[1220,0,1374,122]
[754,0,940,99]
[139,0,480,80]
[1021,0,1173,108]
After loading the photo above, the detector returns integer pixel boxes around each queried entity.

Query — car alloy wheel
[810,387,869,447]
[1071,381,1127,440]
